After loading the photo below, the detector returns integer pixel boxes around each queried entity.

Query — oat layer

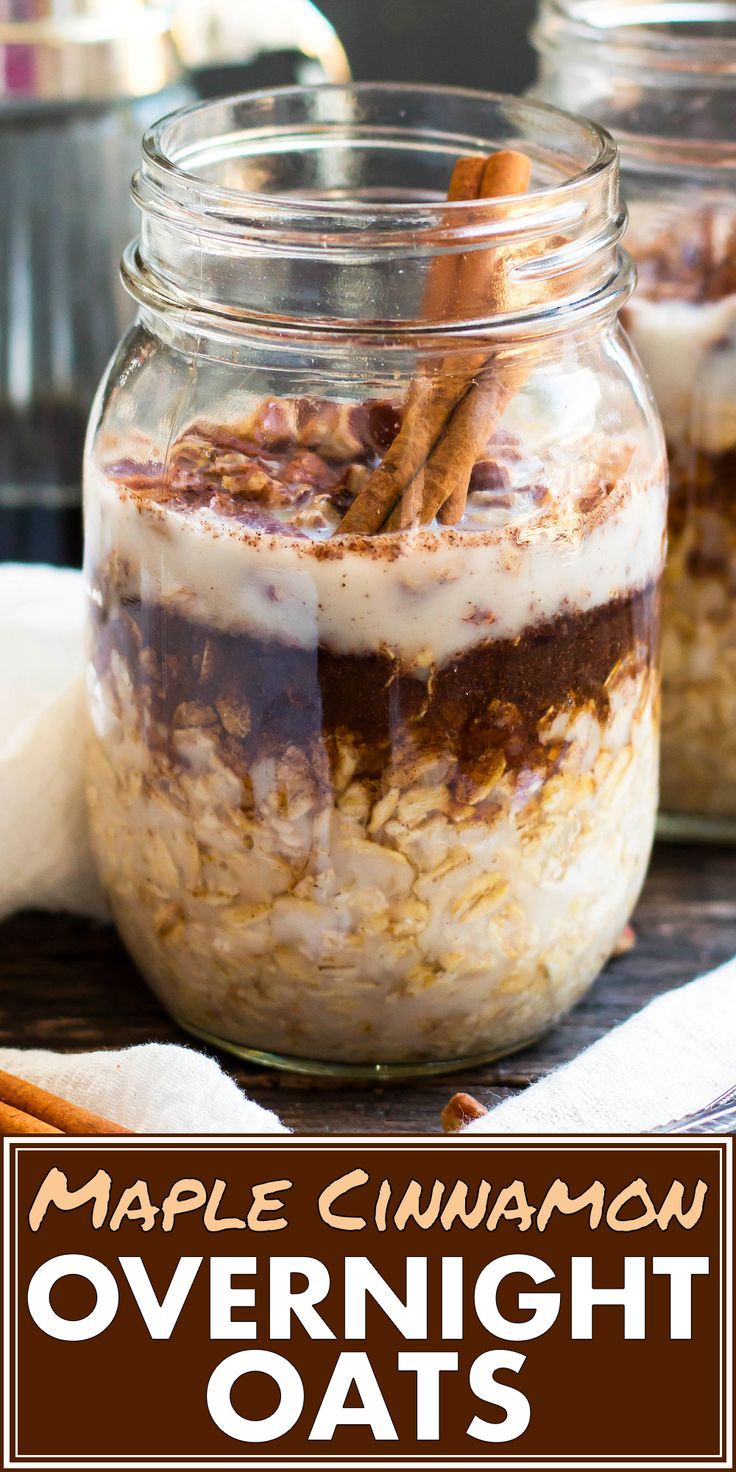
[87,613,659,1066]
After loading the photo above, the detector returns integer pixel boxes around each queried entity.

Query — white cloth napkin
[0,563,105,921]
[466,956,736,1133]
[0,1043,286,1133]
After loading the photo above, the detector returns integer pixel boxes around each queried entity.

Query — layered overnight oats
[84,86,666,1072]
[623,205,736,820]
[86,388,664,1067]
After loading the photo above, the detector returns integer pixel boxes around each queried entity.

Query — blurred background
[316,1,535,92]
[204,1,537,95]
[0,0,537,566]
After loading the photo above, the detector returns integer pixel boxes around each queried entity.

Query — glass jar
[84,84,666,1077]
[532,1,736,838]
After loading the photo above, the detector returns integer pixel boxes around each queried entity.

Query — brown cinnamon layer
[92,582,659,790]
[667,444,736,580]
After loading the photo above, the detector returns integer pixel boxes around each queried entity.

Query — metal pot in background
[0,0,350,566]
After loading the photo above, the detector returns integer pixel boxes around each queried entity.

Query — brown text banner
[2,1135,732,1468]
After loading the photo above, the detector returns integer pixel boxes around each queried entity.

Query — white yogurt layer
[626,294,736,452]
[87,451,666,669]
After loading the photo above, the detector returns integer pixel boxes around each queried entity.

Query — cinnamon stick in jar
[384,363,523,531]
[335,155,490,537]
[434,150,532,527]
[337,148,533,536]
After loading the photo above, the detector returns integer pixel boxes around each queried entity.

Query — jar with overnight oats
[532,1,736,837]
[83,85,666,1076]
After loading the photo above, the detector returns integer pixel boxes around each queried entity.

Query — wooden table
[1,842,733,1134]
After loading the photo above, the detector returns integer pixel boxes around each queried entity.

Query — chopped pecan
[441,1092,489,1133]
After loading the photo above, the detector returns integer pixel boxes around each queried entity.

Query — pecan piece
[441,1092,489,1133]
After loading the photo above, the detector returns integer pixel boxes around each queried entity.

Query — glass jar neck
[533,1,736,175]
[123,83,631,348]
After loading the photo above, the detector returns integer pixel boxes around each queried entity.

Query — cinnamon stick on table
[0,1067,132,1136]
[0,1101,61,1136]
[337,148,532,536]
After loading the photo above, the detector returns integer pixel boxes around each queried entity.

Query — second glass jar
[84,85,666,1075]
[533,0,736,836]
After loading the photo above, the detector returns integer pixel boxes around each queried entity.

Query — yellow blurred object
[0,0,180,101]
[0,0,350,102]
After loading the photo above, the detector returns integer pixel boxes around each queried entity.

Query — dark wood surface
[1,841,733,1134]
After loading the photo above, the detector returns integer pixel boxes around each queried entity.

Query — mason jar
[532,0,736,837]
[84,84,666,1077]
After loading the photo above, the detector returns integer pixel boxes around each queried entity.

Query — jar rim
[533,2,736,173]
[136,81,616,247]
[128,82,630,340]
[536,1,736,71]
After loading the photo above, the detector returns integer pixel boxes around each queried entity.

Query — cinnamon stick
[0,1067,132,1136]
[335,376,467,536]
[423,153,486,318]
[0,1100,62,1136]
[384,366,521,531]
[336,155,489,537]
[446,150,532,322]
[337,149,532,536]
[446,155,486,203]
[434,150,531,527]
